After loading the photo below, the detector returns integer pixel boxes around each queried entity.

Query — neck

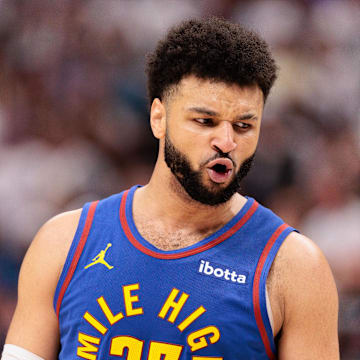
[133,159,246,232]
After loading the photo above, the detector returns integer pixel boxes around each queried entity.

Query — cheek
[182,122,211,142]
[167,131,204,168]
[235,132,259,157]
[173,123,209,150]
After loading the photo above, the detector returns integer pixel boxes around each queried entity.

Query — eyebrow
[187,107,218,116]
[186,107,258,121]
[237,113,258,121]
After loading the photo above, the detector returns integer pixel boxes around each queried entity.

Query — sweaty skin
[5,76,339,359]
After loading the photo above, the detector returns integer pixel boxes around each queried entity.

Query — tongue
[207,168,232,183]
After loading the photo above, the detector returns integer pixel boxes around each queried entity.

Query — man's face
[164,132,255,205]
[159,75,264,205]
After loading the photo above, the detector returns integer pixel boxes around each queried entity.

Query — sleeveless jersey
[54,185,296,360]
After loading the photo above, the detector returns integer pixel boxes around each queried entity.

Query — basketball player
[3,18,339,359]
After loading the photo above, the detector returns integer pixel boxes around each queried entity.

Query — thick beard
[164,133,255,206]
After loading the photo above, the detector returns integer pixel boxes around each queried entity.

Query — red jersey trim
[119,190,258,260]
[253,223,289,360]
[56,201,99,318]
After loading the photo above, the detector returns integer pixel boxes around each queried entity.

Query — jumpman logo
[84,243,114,270]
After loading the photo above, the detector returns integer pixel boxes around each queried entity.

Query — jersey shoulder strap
[250,200,298,358]
[53,191,125,317]
[53,201,99,317]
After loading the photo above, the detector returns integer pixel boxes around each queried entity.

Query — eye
[194,118,213,126]
[234,122,252,131]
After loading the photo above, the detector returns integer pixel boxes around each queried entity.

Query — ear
[150,98,166,139]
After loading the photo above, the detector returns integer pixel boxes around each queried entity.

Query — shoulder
[37,209,82,251]
[267,231,338,329]
[21,208,82,289]
[5,209,83,356]
[275,231,337,297]
[269,231,339,357]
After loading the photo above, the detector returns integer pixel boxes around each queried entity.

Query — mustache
[201,152,236,168]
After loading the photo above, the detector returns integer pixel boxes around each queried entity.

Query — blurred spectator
[0,0,359,357]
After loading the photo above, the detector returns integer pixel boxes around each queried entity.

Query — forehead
[167,75,264,114]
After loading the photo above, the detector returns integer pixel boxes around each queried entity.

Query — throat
[134,223,206,251]
[131,184,247,251]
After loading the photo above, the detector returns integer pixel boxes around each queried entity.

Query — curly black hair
[146,17,278,104]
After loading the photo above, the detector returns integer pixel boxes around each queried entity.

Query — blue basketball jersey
[54,185,295,359]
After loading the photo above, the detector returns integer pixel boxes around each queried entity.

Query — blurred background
[0,0,359,358]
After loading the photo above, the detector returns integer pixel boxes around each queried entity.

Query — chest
[134,218,213,251]
[59,247,266,359]
[55,193,289,359]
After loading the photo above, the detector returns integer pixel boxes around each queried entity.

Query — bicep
[5,210,81,360]
[277,234,339,360]
[5,238,60,359]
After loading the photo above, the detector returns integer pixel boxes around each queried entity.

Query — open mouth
[206,158,233,183]
[211,163,228,174]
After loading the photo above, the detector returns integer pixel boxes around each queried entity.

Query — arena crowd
[0,1,359,358]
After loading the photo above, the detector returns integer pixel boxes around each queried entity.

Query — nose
[210,121,237,154]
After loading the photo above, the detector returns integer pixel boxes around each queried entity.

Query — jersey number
[110,336,182,359]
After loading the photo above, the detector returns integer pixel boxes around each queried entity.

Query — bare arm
[5,210,81,360]
[275,232,339,359]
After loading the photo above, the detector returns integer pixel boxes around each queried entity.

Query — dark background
[0,0,359,358]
